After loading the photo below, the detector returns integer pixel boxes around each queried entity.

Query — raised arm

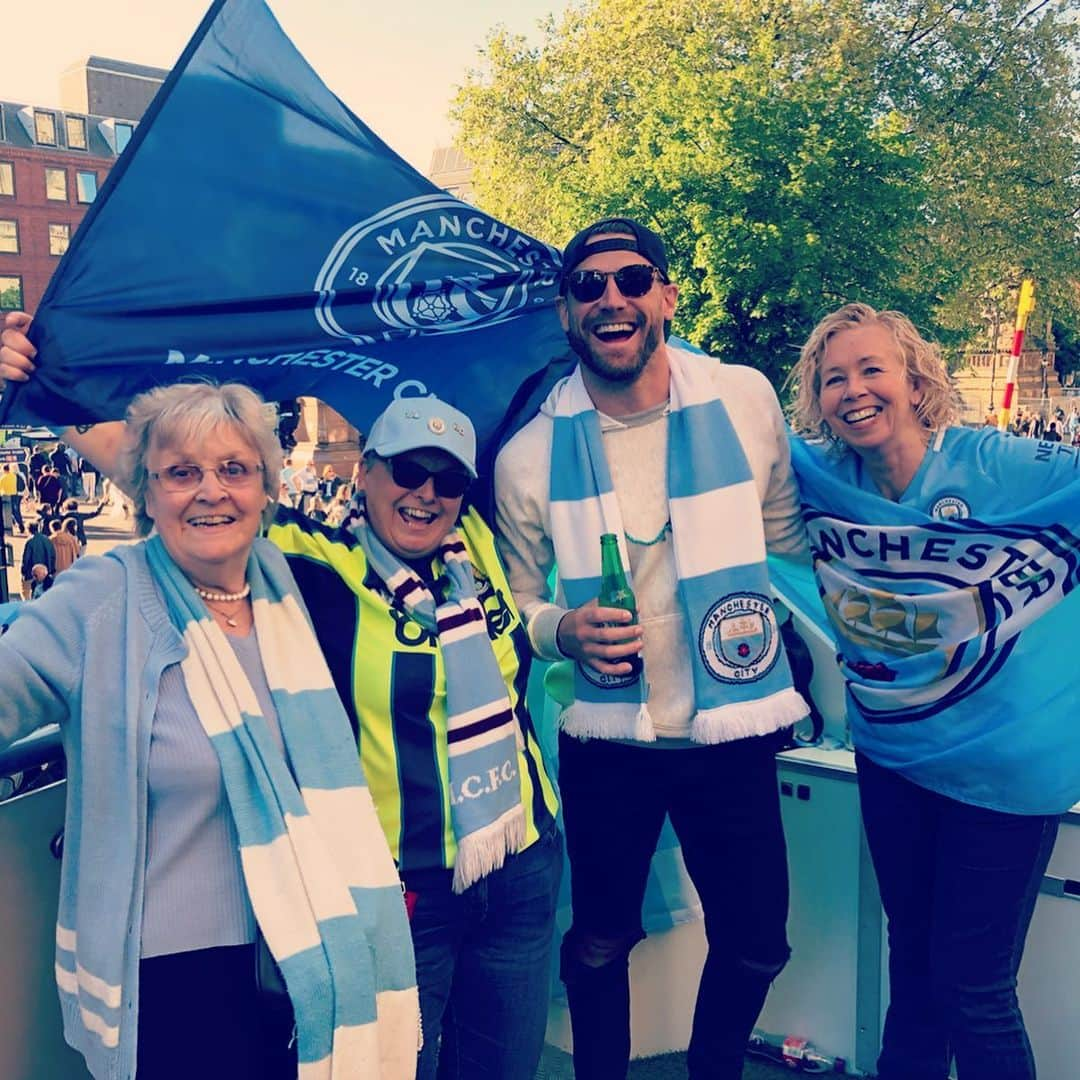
[1,311,129,485]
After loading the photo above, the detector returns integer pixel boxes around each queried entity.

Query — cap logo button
[428,417,447,435]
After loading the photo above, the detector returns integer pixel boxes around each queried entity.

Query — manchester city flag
[0,0,572,477]
[771,435,1080,816]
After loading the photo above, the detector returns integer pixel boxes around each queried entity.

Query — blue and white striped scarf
[345,500,526,892]
[145,536,419,1079]
[547,351,809,742]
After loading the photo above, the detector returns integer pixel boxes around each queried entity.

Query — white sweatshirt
[494,350,807,740]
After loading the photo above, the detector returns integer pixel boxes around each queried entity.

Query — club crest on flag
[699,593,781,683]
[314,194,559,344]
[808,511,1080,723]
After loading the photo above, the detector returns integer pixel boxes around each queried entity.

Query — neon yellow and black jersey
[268,503,559,875]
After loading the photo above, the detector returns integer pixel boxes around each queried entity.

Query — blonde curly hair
[788,303,960,443]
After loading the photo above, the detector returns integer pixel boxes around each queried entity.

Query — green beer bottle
[598,533,643,679]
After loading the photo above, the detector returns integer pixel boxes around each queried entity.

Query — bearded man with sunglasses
[494,217,809,1079]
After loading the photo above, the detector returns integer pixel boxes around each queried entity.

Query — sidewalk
[3,497,136,600]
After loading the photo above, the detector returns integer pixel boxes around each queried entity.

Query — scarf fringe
[559,701,657,743]
[451,807,527,894]
[690,688,809,745]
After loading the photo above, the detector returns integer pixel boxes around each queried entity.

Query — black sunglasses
[381,456,472,498]
[564,264,665,304]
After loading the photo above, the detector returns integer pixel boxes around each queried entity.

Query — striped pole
[997,279,1036,431]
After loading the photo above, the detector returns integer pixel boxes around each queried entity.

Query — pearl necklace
[193,583,251,603]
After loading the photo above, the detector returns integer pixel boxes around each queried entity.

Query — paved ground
[2,495,136,599]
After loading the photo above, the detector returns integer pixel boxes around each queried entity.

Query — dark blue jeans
[558,732,791,1080]
[857,753,1059,1080]
[407,825,563,1080]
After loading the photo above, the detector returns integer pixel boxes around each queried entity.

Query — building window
[34,111,57,146]
[76,171,97,204]
[0,220,17,254]
[48,223,70,257]
[65,116,88,151]
[45,168,67,202]
[0,163,13,198]
[0,276,22,311]
[115,122,134,153]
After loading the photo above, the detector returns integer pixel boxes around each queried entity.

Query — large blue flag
[0,0,572,481]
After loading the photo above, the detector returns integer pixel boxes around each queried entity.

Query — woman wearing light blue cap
[268,394,562,1080]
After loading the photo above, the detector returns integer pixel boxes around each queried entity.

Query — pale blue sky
[4,0,565,171]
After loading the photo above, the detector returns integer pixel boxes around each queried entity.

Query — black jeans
[137,944,296,1079]
[857,753,1059,1080]
[558,731,791,1080]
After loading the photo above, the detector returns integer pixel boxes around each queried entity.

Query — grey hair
[119,382,282,537]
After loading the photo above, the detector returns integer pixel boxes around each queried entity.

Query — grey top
[141,630,284,959]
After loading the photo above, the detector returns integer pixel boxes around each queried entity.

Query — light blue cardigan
[0,540,283,1079]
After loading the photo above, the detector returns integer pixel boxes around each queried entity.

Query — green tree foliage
[452,0,1080,386]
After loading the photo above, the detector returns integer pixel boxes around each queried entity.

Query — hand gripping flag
[0,0,573,488]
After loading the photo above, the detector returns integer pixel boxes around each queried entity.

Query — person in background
[495,216,807,1080]
[279,456,297,508]
[29,562,53,598]
[295,460,319,515]
[59,496,108,553]
[50,442,74,498]
[319,463,343,501]
[36,464,64,521]
[65,444,81,497]
[789,301,1080,1080]
[324,484,351,527]
[0,313,559,1080]
[81,457,99,501]
[0,378,418,1080]
[49,518,80,574]
[28,445,48,496]
[0,462,25,535]
[20,520,54,599]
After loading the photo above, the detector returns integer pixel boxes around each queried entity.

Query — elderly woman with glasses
[0,312,561,1080]
[0,375,417,1080]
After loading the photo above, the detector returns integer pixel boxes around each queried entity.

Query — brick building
[428,145,474,202]
[61,56,166,124]
[0,58,167,315]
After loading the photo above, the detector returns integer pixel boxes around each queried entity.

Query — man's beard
[566,321,661,385]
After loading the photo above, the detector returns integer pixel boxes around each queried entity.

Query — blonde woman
[789,303,1080,1080]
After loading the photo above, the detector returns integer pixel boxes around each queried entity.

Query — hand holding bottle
[556,534,644,678]
[556,599,643,676]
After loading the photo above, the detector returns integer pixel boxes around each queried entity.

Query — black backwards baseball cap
[559,216,670,294]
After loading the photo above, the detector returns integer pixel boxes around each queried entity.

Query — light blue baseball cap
[364,397,478,477]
